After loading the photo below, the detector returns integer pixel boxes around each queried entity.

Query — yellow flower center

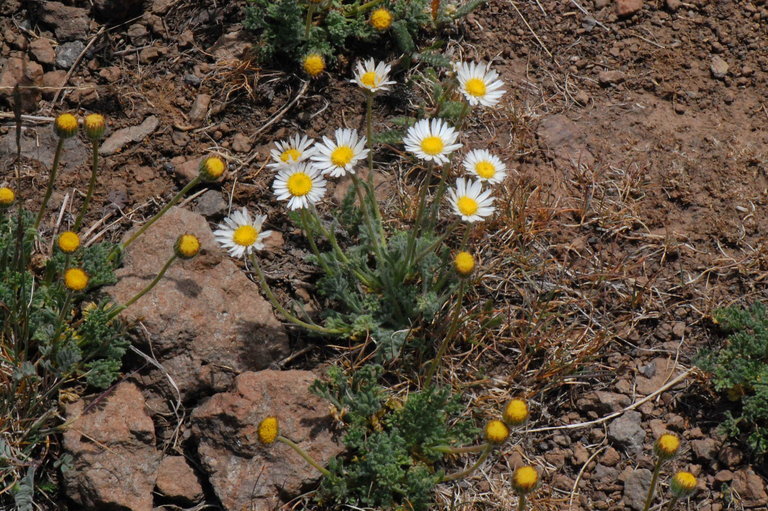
[513,466,539,493]
[303,54,325,77]
[370,8,393,30]
[331,146,354,167]
[465,78,487,97]
[454,251,475,276]
[58,232,81,253]
[420,136,444,156]
[484,420,510,444]
[360,71,378,88]
[457,196,479,216]
[503,399,529,426]
[258,416,279,445]
[233,225,258,247]
[475,161,496,179]
[280,148,302,163]
[287,172,313,196]
[0,187,15,206]
[656,433,680,457]
[64,268,89,291]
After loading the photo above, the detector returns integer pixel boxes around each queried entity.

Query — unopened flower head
[370,8,393,31]
[503,399,529,426]
[512,466,539,494]
[175,234,201,259]
[0,187,15,207]
[258,416,279,445]
[303,53,325,77]
[273,163,327,209]
[199,156,226,182]
[455,61,506,107]
[463,149,507,184]
[454,251,475,276]
[403,118,462,164]
[64,268,89,291]
[214,207,272,258]
[57,231,81,253]
[484,420,510,444]
[55,113,79,139]
[448,178,495,222]
[670,471,697,497]
[654,433,680,460]
[268,134,316,170]
[352,58,396,93]
[84,113,106,140]
[310,128,368,177]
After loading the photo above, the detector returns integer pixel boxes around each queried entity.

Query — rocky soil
[1,0,767,509]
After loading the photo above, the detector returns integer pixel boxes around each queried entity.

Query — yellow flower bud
[302,53,325,78]
[453,251,475,276]
[54,113,79,139]
[484,420,510,445]
[503,399,529,426]
[258,416,279,445]
[670,471,697,497]
[64,268,89,291]
[370,8,393,31]
[0,187,15,207]
[84,114,106,141]
[199,156,226,182]
[174,234,201,259]
[654,433,680,460]
[57,231,81,254]
[512,465,539,494]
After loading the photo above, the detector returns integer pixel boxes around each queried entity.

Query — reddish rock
[29,38,55,65]
[35,1,89,41]
[105,207,290,400]
[155,456,203,503]
[0,54,43,111]
[732,469,768,508]
[63,383,160,511]
[92,0,144,22]
[635,357,684,395]
[191,370,344,511]
[188,93,211,127]
[616,0,643,17]
[41,70,67,100]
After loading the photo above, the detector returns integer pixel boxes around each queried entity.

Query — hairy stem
[34,138,65,230]
[74,141,100,231]
[277,435,331,476]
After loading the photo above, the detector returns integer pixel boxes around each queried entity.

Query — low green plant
[698,302,768,455]
[243,0,485,69]
[309,364,477,510]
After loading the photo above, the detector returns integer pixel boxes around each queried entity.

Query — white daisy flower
[213,207,273,258]
[447,178,495,222]
[403,118,462,164]
[267,134,316,169]
[462,149,507,184]
[455,61,506,107]
[273,162,327,210]
[351,58,396,93]
[310,128,369,178]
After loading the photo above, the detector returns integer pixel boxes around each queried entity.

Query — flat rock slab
[191,370,344,511]
[106,206,290,401]
[100,116,159,155]
[63,383,160,511]
[635,357,685,395]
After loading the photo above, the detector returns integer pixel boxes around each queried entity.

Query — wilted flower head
[258,416,279,445]
[503,399,529,426]
[484,420,510,444]
[454,251,475,276]
[512,466,539,494]
[654,433,680,460]
[670,471,697,497]
[84,113,106,140]
[199,156,226,182]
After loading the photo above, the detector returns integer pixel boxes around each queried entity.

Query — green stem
[111,176,201,260]
[432,443,487,454]
[642,458,664,511]
[300,209,334,276]
[250,255,344,335]
[411,219,461,266]
[34,137,65,229]
[424,279,467,386]
[664,496,680,511]
[364,92,385,241]
[74,141,100,231]
[345,0,385,16]
[107,254,178,320]
[277,435,331,477]
[305,3,316,38]
[517,494,527,511]
[440,444,492,482]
